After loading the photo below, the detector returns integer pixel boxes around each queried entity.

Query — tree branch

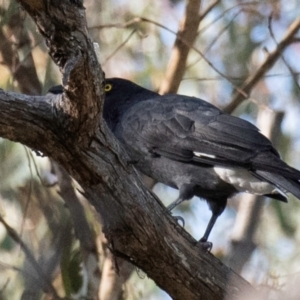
[159,0,202,94]
[17,0,104,146]
[159,0,221,94]
[224,17,300,113]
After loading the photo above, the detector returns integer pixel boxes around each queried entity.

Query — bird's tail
[252,152,300,199]
[255,170,300,200]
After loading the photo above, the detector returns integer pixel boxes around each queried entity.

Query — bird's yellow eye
[105,83,112,92]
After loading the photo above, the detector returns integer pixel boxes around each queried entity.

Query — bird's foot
[197,238,213,252]
[172,215,185,227]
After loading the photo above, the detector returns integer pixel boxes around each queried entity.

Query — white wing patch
[193,152,216,159]
[214,166,277,195]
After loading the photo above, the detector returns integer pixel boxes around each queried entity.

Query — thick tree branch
[0,8,106,296]
[159,0,202,94]
[0,1,257,298]
[159,0,221,94]
[224,17,300,114]
[0,91,67,155]
[159,0,220,94]
[17,0,104,146]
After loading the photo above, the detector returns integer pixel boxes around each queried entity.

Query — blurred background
[1,0,300,299]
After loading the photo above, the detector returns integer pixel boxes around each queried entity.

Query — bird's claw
[198,239,213,252]
[172,215,185,227]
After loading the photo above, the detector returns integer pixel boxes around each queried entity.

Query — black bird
[48,78,300,243]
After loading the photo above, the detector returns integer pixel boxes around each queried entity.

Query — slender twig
[280,56,300,93]
[268,14,300,93]
[19,147,33,240]
[91,17,247,97]
[102,29,137,65]
[0,215,61,299]
[0,261,49,290]
[224,17,300,113]
[187,8,242,70]
[184,72,300,82]
[134,17,247,97]
[199,0,221,22]
[198,1,261,34]
[203,9,241,53]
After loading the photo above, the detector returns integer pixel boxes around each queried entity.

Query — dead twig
[102,29,137,65]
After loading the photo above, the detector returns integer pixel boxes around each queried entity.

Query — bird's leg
[167,198,185,226]
[167,197,185,211]
[197,212,218,252]
[199,213,219,243]
[168,184,194,211]
[167,186,194,227]
[199,199,227,247]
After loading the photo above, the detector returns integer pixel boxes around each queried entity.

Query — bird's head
[103,78,159,130]
[104,78,158,101]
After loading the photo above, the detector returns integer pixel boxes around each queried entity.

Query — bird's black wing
[117,94,300,199]
[119,95,275,166]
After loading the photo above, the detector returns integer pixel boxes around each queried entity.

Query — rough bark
[0,6,103,297]
[0,1,258,299]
